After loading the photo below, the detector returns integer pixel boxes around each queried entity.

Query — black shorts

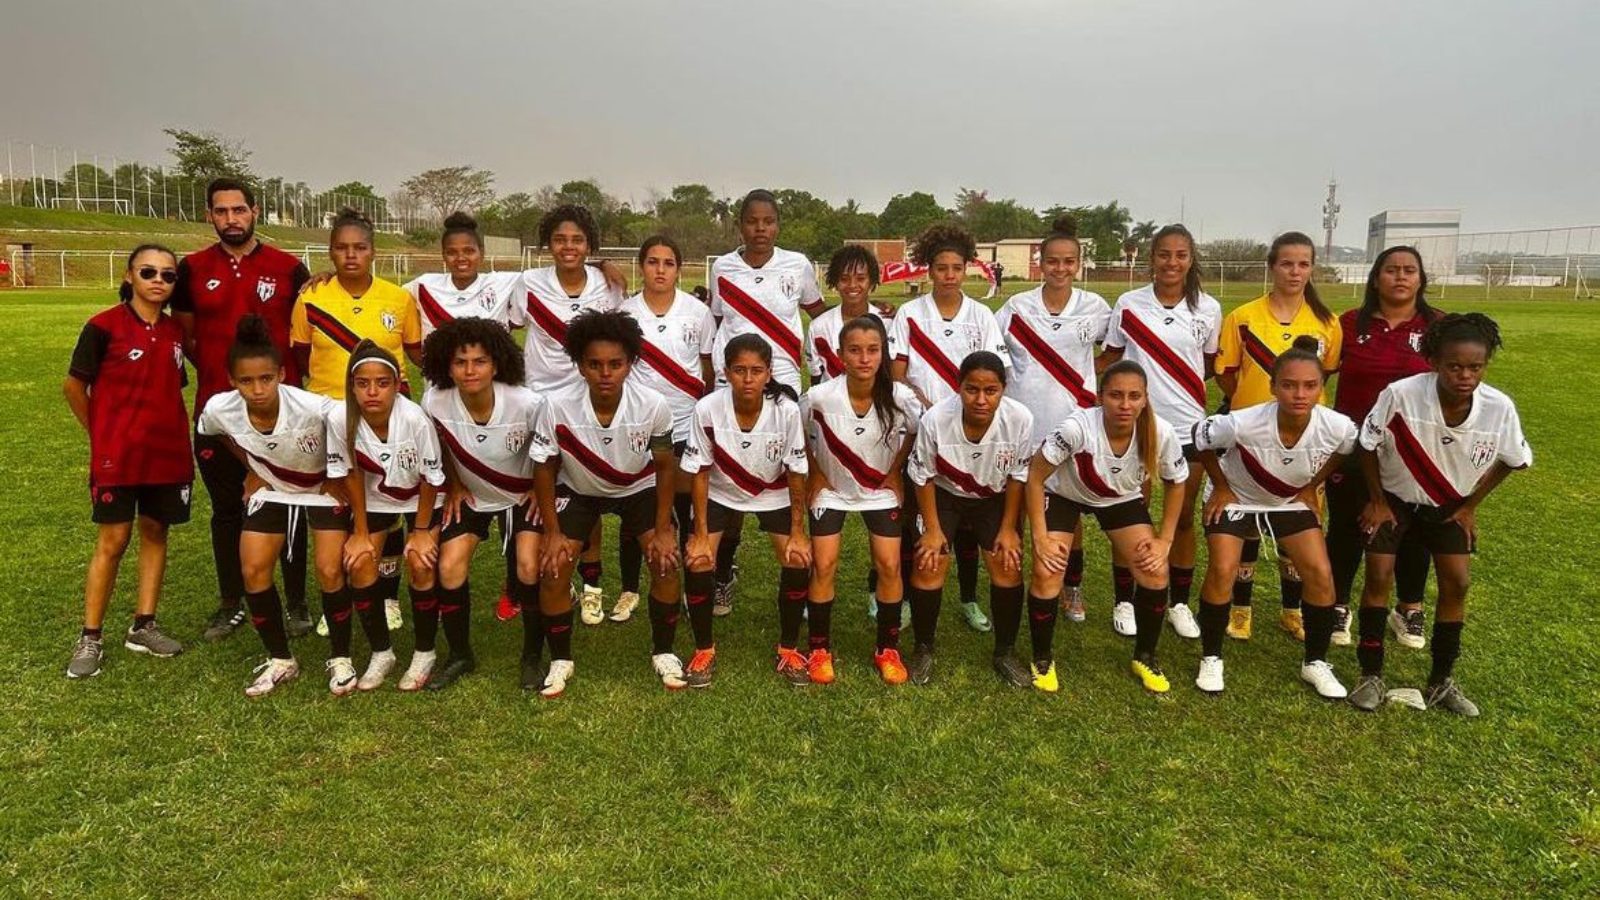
[440,504,540,544]
[1205,507,1322,540]
[1367,492,1473,556]
[556,487,660,543]
[704,500,792,536]
[91,483,192,526]
[809,506,903,538]
[242,499,350,534]
[925,487,1007,550]
[1044,494,1150,534]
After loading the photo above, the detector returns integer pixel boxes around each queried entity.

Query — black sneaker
[426,656,477,692]
[520,656,544,692]
[202,606,247,642]
[284,604,314,639]
[908,644,936,685]
[992,652,1032,688]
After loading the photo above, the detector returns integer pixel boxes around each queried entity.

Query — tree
[323,181,380,200]
[400,166,496,219]
[954,188,1044,242]
[478,191,545,246]
[878,192,948,240]
[163,128,252,181]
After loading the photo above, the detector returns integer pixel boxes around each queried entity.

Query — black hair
[1271,334,1325,380]
[737,189,779,223]
[1099,359,1159,483]
[957,350,1007,387]
[343,339,402,459]
[421,317,525,390]
[826,244,881,290]
[837,316,899,442]
[691,284,709,303]
[120,243,178,302]
[1150,224,1203,310]
[723,333,799,403]
[1420,312,1502,363]
[441,211,483,250]
[206,177,255,209]
[538,204,599,251]
[1268,231,1332,323]
[910,222,977,267]
[1358,245,1436,336]
[330,207,375,244]
[637,234,683,267]
[228,313,282,372]
[564,308,641,365]
[1039,214,1082,258]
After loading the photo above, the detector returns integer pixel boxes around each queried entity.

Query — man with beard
[171,178,313,641]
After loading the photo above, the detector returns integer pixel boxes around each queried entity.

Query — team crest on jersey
[681,322,701,344]
[1469,440,1496,469]
[780,272,798,296]
[255,277,277,302]
[1309,450,1330,472]
[629,429,649,455]
[765,437,784,463]
[295,430,321,455]
[173,343,185,367]
[1408,332,1423,352]
[505,426,528,454]
[1191,318,1212,345]
[395,446,419,472]
[479,290,497,313]
[994,445,1020,474]
[381,310,398,333]
[1076,319,1096,343]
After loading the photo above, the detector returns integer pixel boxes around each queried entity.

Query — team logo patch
[681,322,700,344]
[1191,318,1212,344]
[505,426,528,454]
[1077,319,1096,343]
[780,273,798,296]
[994,446,1019,474]
[395,446,419,471]
[381,310,398,333]
[480,290,497,313]
[629,429,649,455]
[765,437,784,463]
[1469,440,1496,469]
[256,277,277,301]
[173,343,185,367]
[1408,332,1423,352]
[295,430,321,455]
[1310,450,1330,472]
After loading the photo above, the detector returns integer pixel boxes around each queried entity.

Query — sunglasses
[136,266,179,284]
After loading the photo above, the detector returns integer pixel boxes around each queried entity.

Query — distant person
[992,261,1004,285]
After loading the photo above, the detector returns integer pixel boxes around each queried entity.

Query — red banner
[880,259,998,299]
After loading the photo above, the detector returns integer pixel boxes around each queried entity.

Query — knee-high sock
[438,581,473,659]
[1281,572,1304,612]
[352,580,391,653]
[1302,603,1333,663]
[1232,540,1259,607]
[777,566,808,648]
[322,587,354,658]
[515,580,544,663]
[1132,584,1167,659]
[909,585,942,646]
[1199,600,1230,658]
[244,586,290,659]
[648,594,679,655]
[716,529,741,584]
[1112,565,1135,606]
[1168,566,1194,611]
[876,595,903,652]
[1429,621,1463,686]
[1027,593,1058,665]
[1357,606,1387,676]
[806,600,833,653]
[685,569,716,650]
[955,530,979,604]
[1064,549,1085,590]
[410,584,440,653]
[991,583,1024,654]
[577,559,601,591]
[545,608,574,661]
[378,529,404,607]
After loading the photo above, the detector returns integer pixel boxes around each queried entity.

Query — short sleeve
[527,396,558,464]
[196,396,225,437]
[1102,304,1127,349]
[800,260,824,309]
[1157,424,1189,483]
[1497,402,1533,469]
[291,262,311,297]
[679,402,711,475]
[1202,302,1223,354]
[1089,296,1112,343]
[414,414,446,487]
[805,322,825,381]
[697,305,716,355]
[1191,413,1238,453]
[1215,311,1242,374]
[169,258,195,313]
[887,310,909,361]
[1040,416,1086,467]
[905,412,938,486]
[68,321,110,383]
[325,408,350,478]
[290,297,311,345]
[1007,410,1033,481]
[401,298,422,349]
[503,273,528,328]
[707,263,725,318]
[1359,387,1395,452]
[1331,412,1358,456]
[895,385,924,437]
[981,308,1011,366]
[1322,316,1344,373]
[783,403,808,475]
[651,394,674,441]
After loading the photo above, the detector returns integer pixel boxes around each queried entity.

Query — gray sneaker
[1424,678,1480,717]
[992,652,1032,688]
[908,644,936,685]
[711,568,738,618]
[202,606,247,642]
[67,635,103,678]
[1348,674,1386,712]
[125,622,183,658]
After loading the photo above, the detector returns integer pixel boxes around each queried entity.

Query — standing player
[64,245,192,678]
[1349,314,1529,716]
[1099,224,1222,642]
[171,178,313,643]
[903,353,1032,686]
[807,244,881,384]
[994,216,1111,622]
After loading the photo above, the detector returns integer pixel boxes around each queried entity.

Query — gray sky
[4,0,1596,244]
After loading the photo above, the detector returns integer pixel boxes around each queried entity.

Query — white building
[1367,209,1460,276]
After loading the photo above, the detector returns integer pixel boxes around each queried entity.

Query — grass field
[2,284,1597,898]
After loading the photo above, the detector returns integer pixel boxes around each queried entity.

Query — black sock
[1133,584,1166,659]
[673,494,693,552]
[619,539,642,595]
[1112,565,1135,606]
[515,580,544,663]
[1281,574,1304,611]
[1234,540,1260,607]
[323,587,354,658]
[777,566,808,648]
[1027,593,1057,666]
[503,542,518,599]
[132,613,155,631]
[352,580,391,653]
[439,581,473,660]
[867,568,879,596]
[378,529,404,609]
[1199,601,1230,658]
[807,600,833,653]
[244,586,291,659]
[1357,606,1387,676]
[875,598,903,651]
[955,532,979,604]
[545,608,574,661]
[716,531,741,584]
[648,595,679,655]
[1168,565,1194,610]
[1302,604,1333,664]
[578,560,601,590]
[1064,549,1085,589]
[1429,620,1463,686]
[991,583,1024,655]
[909,585,942,647]
[411,584,440,653]
[685,569,716,650]
[81,626,103,640]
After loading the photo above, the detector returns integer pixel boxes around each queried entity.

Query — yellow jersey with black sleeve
[290,276,420,399]
[1215,295,1342,410]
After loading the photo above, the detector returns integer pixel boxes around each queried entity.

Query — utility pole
[1322,178,1340,260]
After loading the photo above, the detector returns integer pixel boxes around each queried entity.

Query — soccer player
[682,335,812,686]
[1025,361,1190,693]
[903,352,1033,686]
[994,216,1111,623]
[64,245,192,679]
[890,222,1010,635]
[1328,246,1440,650]
[807,244,882,384]
[415,318,544,692]
[527,310,681,696]
[802,316,922,684]
[1192,338,1358,698]
[171,177,313,643]
[324,342,444,695]
[1099,224,1222,642]
[1349,314,1529,716]
[195,315,343,697]
[1213,232,1342,643]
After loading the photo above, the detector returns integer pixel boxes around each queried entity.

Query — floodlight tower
[1322,178,1340,260]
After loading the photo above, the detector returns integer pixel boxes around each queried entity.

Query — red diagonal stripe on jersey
[1008,315,1097,407]
[437,426,534,494]
[525,292,569,345]
[555,423,655,487]
[1240,326,1279,373]
[1072,451,1121,499]
[638,339,705,398]
[716,277,802,368]
[355,450,421,500]
[306,304,362,352]
[934,454,997,497]
[812,337,844,379]
[1387,412,1463,505]
[244,449,325,489]
[416,284,454,329]
[1119,310,1207,408]
[906,319,961,393]
[705,426,788,496]
[1236,446,1302,498]
[813,411,889,490]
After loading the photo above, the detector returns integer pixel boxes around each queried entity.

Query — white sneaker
[540,659,575,698]
[398,650,436,692]
[1167,603,1200,639]
[1062,585,1086,623]
[1112,601,1137,637]
[385,598,403,631]
[579,585,605,626]
[1195,656,1225,694]
[357,649,397,691]
[1300,660,1348,699]
[651,652,687,690]
[1389,608,1426,650]
[1331,605,1353,647]
[609,590,641,623]
[245,658,299,697]
[326,657,358,696]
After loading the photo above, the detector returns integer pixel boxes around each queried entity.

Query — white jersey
[1039,407,1188,508]
[681,388,808,513]
[529,380,673,499]
[907,395,1033,499]
[806,305,862,382]
[405,271,524,340]
[889,294,1011,406]
[1359,373,1532,508]
[995,286,1111,444]
[197,385,338,505]
[622,290,715,442]
[422,382,544,513]
[519,265,623,392]
[802,378,922,511]
[1103,284,1223,433]
[1193,403,1357,512]
[709,246,821,391]
[326,394,446,515]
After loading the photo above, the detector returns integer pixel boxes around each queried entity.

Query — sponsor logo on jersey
[475,433,487,443]
[127,348,145,361]
[206,278,221,290]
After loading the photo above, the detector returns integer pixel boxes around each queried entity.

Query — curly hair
[421,317,525,390]
[910,222,976,267]
[537,204,599,251]
[564,308,642,365]
[1420,312,1503,362]
[826,243,880,289]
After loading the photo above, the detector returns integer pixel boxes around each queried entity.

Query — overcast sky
[4,0,1595,244]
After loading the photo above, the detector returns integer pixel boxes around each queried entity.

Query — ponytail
[723,333,796,403]
[1271,335,1326,382]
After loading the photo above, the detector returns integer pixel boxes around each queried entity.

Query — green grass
[1,288,1597,897]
